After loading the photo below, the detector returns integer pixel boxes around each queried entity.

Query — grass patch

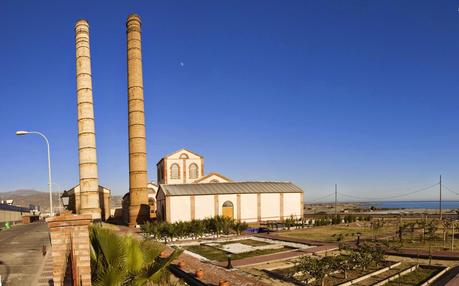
[221,239,270,247]
[386,266,441,286]
[282,223,396,243]
[387,237,459,252]
[184,244,292,262]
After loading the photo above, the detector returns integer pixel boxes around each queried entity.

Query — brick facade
[47,213,92,286]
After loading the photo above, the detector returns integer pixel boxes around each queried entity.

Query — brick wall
[46,213,92,286]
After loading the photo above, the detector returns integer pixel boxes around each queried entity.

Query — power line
[442,184,459,196]
[307,192,335,202]
[339,182,439,202]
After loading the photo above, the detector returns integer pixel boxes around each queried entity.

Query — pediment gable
[163,148,203,160]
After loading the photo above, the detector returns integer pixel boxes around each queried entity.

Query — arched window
[170,163,180,179]
[179,153,189,159]
[189,163,199,179]
[210,179,220,183]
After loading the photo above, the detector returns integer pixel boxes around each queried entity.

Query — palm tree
[90,227,183,286]
[221,216,234,235]
[141,221,161,240]
[190,219,204,239]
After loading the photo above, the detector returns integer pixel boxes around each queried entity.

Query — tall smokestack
[75,19,101,219]
[126,14,149,226]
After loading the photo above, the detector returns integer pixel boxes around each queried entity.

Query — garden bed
[220,238,270,247]
[281,223,397,243]
[267,262,402,286]
[385,265,444,286]
[184,244,293,262]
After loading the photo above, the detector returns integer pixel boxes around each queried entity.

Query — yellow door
[222,206,233,218]
[222,201,234,219]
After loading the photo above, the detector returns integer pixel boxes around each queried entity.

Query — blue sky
[2,0,459,201]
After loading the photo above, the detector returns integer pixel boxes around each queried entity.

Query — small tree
[221,216,234,235]
[426,220,438,242]
[354,245,373,271]
[335,255,354,280]
[285,216,294,230]
[233,221,248,236]
[160,222,175,243]
[371,219,383,241]
[142,221,161,240]
[442,220,451,249]
[190,219,204,239]
[296,256,335,286]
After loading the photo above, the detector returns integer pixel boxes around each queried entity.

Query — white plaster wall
[194,195,214,219]
[240,194,258,222]
[216,194,237,217]
[283,193,302,218]
[167,149,201,160]
[261,193,280,220]
[170,196,191,222]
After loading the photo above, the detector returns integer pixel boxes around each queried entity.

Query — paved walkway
[0,222,50,286]
[35,251,53,286]
[384,248,459,260]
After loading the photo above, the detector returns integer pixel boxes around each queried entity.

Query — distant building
[156,181,304,223]
[154,148,304,223]
[121,148,305,223]
[65,185,111,221]
[0,203,30,223]
[121,182,158,223]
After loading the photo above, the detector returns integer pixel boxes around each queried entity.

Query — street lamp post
[16,130,53,216]
[52,182,63,213]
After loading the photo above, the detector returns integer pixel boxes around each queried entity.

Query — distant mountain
[0,189,122,212]
[0,189,52,210]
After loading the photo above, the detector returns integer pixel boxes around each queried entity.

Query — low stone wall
[420,266,449,286]
[0,209,24,223]
[372,264,418,286]
[337,262,402,286]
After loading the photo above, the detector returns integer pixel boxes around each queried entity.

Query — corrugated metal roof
[0,204,29,212]
[159,181,303,196]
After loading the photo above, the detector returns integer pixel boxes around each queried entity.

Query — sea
[363,201,459,210]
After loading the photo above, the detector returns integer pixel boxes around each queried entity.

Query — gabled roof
[157,148,203,165]
[193,172,232,183]
[66,184,110,195]
[158,181,303,196]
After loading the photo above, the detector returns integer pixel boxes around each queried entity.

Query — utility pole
[334,184,338,217]
[440,175,443,220]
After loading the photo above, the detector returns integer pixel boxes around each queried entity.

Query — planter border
[337,262,401,286]
[372,264,418,286]
[420,266,450,286]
